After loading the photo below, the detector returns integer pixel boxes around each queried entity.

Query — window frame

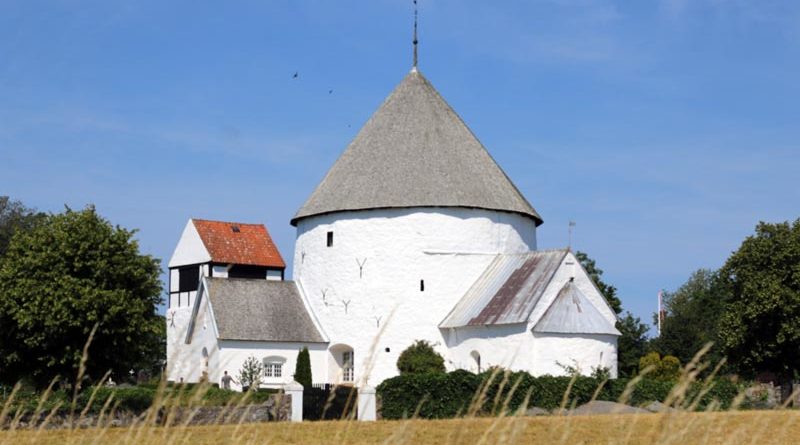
[263,356,286,379]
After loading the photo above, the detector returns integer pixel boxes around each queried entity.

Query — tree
[0,196,45,258]
[294,347,312,388]
[0,206,164,387]
[650,269,725,366]
[237,355,263,391]
[638,352,681,381]
[575,251,647,377]
[575,251,622,314]
[397,340,445,375]
[717,219,800,403]
[616,312,650,378]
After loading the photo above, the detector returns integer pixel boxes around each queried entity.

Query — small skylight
[231,225,240,233]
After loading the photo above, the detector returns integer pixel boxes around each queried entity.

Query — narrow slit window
[326,231,334,247]
[420,280,425,292]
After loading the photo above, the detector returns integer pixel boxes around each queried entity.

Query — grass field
[3,411,799,445]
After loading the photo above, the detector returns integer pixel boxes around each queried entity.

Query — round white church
[166,68,620,390]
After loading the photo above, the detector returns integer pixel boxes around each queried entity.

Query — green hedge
[377,370,742,419]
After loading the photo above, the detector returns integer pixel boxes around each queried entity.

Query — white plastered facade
[293,207,539,385]
[444,251,619,378]
[167,279,328,390]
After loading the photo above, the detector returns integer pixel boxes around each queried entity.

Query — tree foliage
[0,206,164,387]
[397,340,446,375]
[616,312,650,378]
[638,352,681,381]
[650,269,725,366]
[575,251,622,314]
[717,219,800,394]
[237,355,263,390]
[0,196,45,258]
[294,347,312,388]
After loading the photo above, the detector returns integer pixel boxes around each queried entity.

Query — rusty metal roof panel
[533,281,621,336]
[440,250,568,328]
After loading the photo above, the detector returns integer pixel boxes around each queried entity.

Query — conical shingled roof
[291,69,542,226]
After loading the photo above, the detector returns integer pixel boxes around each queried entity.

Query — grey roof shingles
[206,278,325,343]
[291,69,542,226]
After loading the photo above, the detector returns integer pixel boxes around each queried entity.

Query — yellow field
[3,411,799,445]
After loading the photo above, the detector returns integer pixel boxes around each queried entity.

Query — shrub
[237,356,263,391]
[396,340,445,375]
[377,369,742,419]
[639,352,682,381]
[78,387,156,414]
[378,370,480,418]
[294,347,312,388]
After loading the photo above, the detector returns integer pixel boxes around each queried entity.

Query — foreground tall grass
[2,345,799,444]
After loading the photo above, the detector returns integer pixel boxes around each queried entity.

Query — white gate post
[357,385,376,421]
[284,381,304,422]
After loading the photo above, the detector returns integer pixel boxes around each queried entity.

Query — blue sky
[1,1,798,331]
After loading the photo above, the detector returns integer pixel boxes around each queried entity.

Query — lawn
[3,411,799,445]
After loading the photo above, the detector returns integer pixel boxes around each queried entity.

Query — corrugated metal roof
[533,281,621,336]
[440,250,568,328]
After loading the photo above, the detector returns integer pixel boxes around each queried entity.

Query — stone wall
[5,394,291,430]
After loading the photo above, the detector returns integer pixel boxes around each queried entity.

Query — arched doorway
[329,344,354,384]
[471,350,481,373]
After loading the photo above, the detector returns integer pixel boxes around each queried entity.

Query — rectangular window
[342,351,354,382]
[327,231,334,247]
[178,266,200,293]
[264,363,282,378]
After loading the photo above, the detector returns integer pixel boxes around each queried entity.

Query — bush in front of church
[396,340,446,375]
[294,347,312,388]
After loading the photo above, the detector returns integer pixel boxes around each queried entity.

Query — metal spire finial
[413,0,419,68]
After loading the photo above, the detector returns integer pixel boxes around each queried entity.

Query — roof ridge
[192,218,266,227]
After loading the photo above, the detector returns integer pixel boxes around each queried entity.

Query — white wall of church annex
[165,290,218,384]
[293,207,538,385]
[215,341,328,391]
[443,323,534,372]
[444,250,620,378]
[531,333,618,377]
[168,220,210,268]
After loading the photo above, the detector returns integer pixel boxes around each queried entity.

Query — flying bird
[292,71,298,79]
[329,89,333,94]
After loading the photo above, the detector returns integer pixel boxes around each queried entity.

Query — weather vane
[413,0,419,68]
[568,220,576,249]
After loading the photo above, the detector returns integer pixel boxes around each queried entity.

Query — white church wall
[216,341,328,390]
[531,333,618,377]
[293,207,538,385]
[169,269,179,292]
[443,323,534,372]
[266,270,282,281]
[168,220,211,268]
[165,296,217,384]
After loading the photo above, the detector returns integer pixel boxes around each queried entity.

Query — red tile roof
[192,219,286,269]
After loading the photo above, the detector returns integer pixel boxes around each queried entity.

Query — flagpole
[657,290,663,336]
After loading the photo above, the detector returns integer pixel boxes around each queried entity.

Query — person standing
[221,370,234,390]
